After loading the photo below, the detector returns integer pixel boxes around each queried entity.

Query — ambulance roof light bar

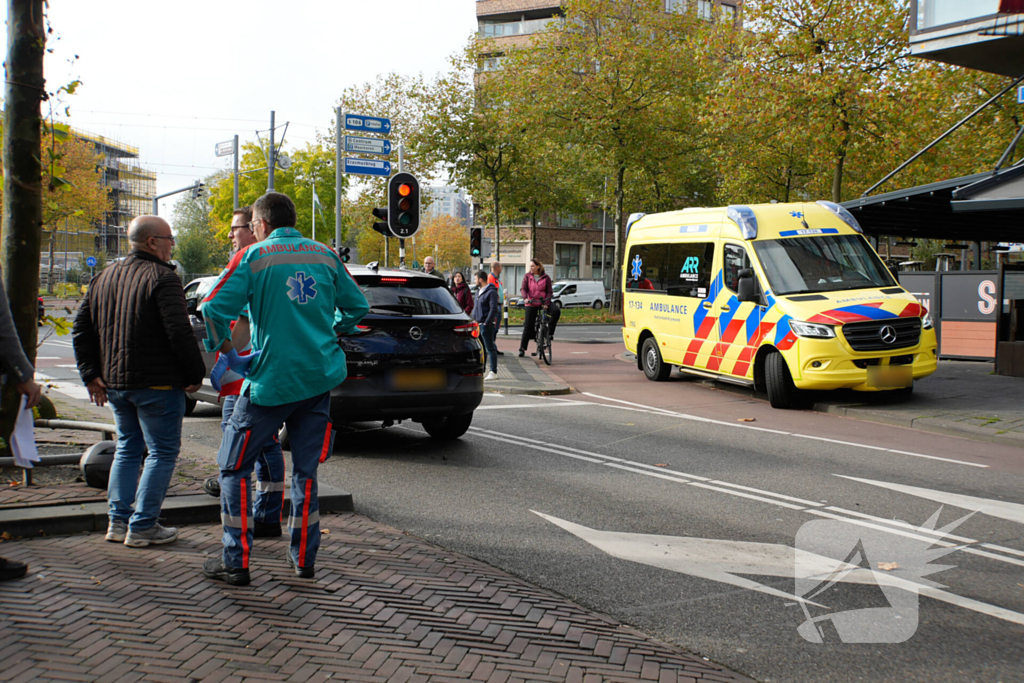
[625,212,646,239]
[816,200,863,233]
[727,205,758,240]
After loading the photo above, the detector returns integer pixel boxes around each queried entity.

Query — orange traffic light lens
[398,183,412,197]
[399,198,411,211]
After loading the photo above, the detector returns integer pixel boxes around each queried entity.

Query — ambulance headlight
[790,321,836,339]
[921,310,933,330]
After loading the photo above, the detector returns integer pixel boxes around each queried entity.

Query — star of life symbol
[790,211,804,218]
[287,271,317,304]
[631,254,643,280]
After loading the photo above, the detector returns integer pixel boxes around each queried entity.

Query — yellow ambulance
[621,201,937,408]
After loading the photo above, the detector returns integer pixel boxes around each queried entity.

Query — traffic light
[371,206,390,237]
[470,227,483,258]
[337,246,351,263]
[387,173,420,238]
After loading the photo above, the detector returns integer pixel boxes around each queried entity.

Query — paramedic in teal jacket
[199,191,369,585]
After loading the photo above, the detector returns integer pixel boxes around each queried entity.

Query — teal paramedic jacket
[199,227,369,407]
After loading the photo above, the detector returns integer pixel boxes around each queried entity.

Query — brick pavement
[0,513,754,683]
[0,451,217,511]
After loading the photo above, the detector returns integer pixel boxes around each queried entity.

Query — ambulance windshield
[753,234,895,296]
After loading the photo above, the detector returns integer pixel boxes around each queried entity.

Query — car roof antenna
[366,261,380,272]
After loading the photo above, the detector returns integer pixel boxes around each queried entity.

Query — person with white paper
[0,265,43,581]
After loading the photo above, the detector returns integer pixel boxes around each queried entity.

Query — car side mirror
[737,270,757,303]
[187,298,201,318]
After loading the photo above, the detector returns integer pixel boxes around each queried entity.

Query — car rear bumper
[330,373,484,422]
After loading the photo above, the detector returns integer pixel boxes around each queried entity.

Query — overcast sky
[3,1,477,220]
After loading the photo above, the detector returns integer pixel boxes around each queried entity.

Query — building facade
[41,130,156,277]
[425,185,473,228]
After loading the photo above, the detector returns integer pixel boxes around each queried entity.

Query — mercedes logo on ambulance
[409,326,423,341]
[879,325,898,345]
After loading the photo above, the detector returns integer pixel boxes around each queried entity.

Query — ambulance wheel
[423,412,473,441]
[642,338,672,382]
[765,351,802,409]
[184,397,197,417]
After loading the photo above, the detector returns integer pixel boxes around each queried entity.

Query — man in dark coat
[472,271,500,380]
[73,215,206,549]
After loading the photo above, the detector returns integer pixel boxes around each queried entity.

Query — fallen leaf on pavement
[1,531,10,541]
[320,529,330,535]
[655,464,668,467]
[878,562,899,571]
[738,418,756,422]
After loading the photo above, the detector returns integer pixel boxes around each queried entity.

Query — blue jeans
[107,388,186,531]
[481,321,498,373]
[217,390,333,570]
[221,394,285,525]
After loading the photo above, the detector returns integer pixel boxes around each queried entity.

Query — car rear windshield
[753,234,896,296]
[355,276,463,316]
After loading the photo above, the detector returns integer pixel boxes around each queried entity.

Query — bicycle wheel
[542,330,552,365]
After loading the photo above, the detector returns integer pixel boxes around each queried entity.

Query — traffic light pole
[233,135,239,211]
[398,142,406,269]
[268,110,276,192]
[152,180,204,216]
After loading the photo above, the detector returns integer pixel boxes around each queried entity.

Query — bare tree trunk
[1,0,45,444]
[831,119,850,203]
[530,208,537,261]
[47,233,54,294]
[492,181,500,260]
[612,162,626,315]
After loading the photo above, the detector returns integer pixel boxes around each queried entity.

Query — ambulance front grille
[841,318,921,352]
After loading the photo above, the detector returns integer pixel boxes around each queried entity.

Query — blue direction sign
[344,135,392,156]
[85,256,98,268]
[1018,85,1024,104]
[344,158,392,177]
[343,113,392,135]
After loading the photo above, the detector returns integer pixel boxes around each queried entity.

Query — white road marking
[476,402,590,411]
[41,339,73,348]
[580,392,987,468]
[533,511,1024,627]
[463,426,1024,571]
[35,372,90,401]
[836,475,1024,525]
[55,364,78,368]
[36,356,60,360]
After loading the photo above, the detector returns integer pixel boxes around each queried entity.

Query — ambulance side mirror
[737,269,758,303]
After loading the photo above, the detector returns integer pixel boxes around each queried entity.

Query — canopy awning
[842,166,1024,242]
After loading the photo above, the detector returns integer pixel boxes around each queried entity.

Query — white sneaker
[484,371,499,381]
[105,520,127,543]
[124,523,179,548]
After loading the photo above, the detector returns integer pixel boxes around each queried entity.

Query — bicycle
[526,299,554,366]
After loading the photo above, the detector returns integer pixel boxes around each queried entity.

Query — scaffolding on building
[71,129,157,259]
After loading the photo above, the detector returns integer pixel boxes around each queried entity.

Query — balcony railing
[479,16,558,39]
[913,0,1001,33]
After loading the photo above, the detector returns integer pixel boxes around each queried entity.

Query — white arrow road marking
[533,512,1024,627]
[35,372,90,401]
[836,475,1024,526]
[580,392,987,468]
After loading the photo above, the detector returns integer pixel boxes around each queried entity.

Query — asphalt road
[40,330,1024,682]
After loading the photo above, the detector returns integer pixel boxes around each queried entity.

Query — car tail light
[347,324,374,336]
[380,277,407,283]
[455,322,480,338]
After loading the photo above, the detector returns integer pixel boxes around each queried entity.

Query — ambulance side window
[626,242,713,298]
[723,243,751,294]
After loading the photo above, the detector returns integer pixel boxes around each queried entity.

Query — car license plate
[867,365,912,388]
[391,369,447,391]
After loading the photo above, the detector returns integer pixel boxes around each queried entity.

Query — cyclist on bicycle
[518,258,553,358]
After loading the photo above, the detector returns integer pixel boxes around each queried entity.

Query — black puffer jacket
[73,250,206,390]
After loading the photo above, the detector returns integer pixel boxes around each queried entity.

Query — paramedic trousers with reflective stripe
[216,390,335,570]
[221,394,285,525]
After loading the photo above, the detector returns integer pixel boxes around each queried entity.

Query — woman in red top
[518,259,553,357]
[451,271,474,315]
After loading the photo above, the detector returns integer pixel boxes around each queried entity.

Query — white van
[552,280,609,309]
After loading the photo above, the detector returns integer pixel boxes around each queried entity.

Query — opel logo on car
[409,326,423,341]
[879,325,898,344]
